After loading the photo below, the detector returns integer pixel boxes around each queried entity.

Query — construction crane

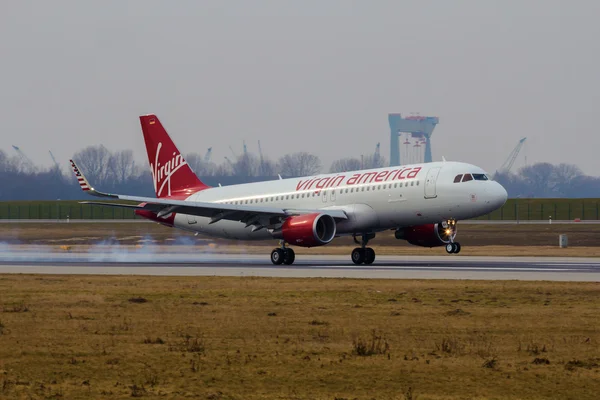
[497,137,527,175]
[12,145,36,172]
[224,156,234,168]
[48,150,60,169]
[204,147,213,162]
[258,140,270,175]
[243,140,248,155]
[389,113,439,166]
[257,140,263,159]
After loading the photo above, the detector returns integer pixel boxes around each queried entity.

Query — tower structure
[389,113,439,166]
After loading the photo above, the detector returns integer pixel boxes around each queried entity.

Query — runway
[1,249,600,281]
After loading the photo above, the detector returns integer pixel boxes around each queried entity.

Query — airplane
[70,114,508,265]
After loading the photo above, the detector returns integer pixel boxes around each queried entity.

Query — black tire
[454,242,461,254]
[271,248,284,265]
[283,248,296,265]
[351,248,365,265]
[445,243,454,254]
[364,247,376,265]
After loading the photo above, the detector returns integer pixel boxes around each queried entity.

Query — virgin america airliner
[70,114,507,265]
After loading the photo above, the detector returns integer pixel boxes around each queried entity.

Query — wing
[70,160,347,230]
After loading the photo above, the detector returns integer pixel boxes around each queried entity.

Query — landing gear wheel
[364,247,376,265]
[283,248,296,265]
[453,242,461,254]
[271,248,284,265]
[351,248,365,265]
[445,243,461,254]
[445,243,453,254]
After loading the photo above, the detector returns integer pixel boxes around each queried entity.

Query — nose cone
[489,181,508,209]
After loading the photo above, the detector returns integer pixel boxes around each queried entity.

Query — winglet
[69,159,117,198]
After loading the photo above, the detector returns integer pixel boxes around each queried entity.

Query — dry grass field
[0,275,599,399]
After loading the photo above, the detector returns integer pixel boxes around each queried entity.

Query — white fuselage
[172,161,507,241]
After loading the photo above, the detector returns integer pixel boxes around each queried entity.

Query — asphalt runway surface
[1,248,599,281]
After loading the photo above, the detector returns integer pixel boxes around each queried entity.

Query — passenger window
[416,181,420,186]
[394,183,397,188]
[454,174,463,183]
[462,174,473,182]
[411,181,414,186]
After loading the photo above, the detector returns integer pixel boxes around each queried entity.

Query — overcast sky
[1,1,599,176]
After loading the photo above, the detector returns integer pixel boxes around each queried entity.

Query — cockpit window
[453,174,463,183]
[462,174,473,182]
[472,173,489,181]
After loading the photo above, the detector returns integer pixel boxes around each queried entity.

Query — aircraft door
[322,189,328,203]
[330,188,336,202]
[424,167,441,199]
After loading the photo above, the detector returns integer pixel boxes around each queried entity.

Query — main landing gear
[445,242,461,254]
[270,241,295,265]
[351,233,376,265]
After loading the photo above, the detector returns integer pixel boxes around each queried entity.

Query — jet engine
[273,213,336,247]
[395,221,457,247]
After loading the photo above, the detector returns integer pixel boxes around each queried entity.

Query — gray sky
[2,1,599,175]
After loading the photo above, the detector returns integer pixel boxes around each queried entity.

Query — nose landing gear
[445,242,461,254]
[351,233,376,265]
[442,219,460,254]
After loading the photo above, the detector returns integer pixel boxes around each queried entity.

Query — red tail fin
[139,114,209,199]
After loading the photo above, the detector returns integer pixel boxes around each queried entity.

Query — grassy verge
[1,198,600,220]
[0,201,138,219]
[0,276,598,399]
[2,222,600,248]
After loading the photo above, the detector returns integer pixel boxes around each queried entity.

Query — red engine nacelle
[275,213,337,247]
[395,222,457,247]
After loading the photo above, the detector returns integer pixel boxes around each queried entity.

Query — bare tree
[232,153,261,177]
[0,150,9,172]
[553,163,583,196]
[108,149,139,184]
[186,152,218,176]
[362,153,387,170]
[215,159,234,176]
[258,157,277,176]
[72,145,112,187]
[519,163,558,197]
[278,152,321,177]
[330,157,362,173]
